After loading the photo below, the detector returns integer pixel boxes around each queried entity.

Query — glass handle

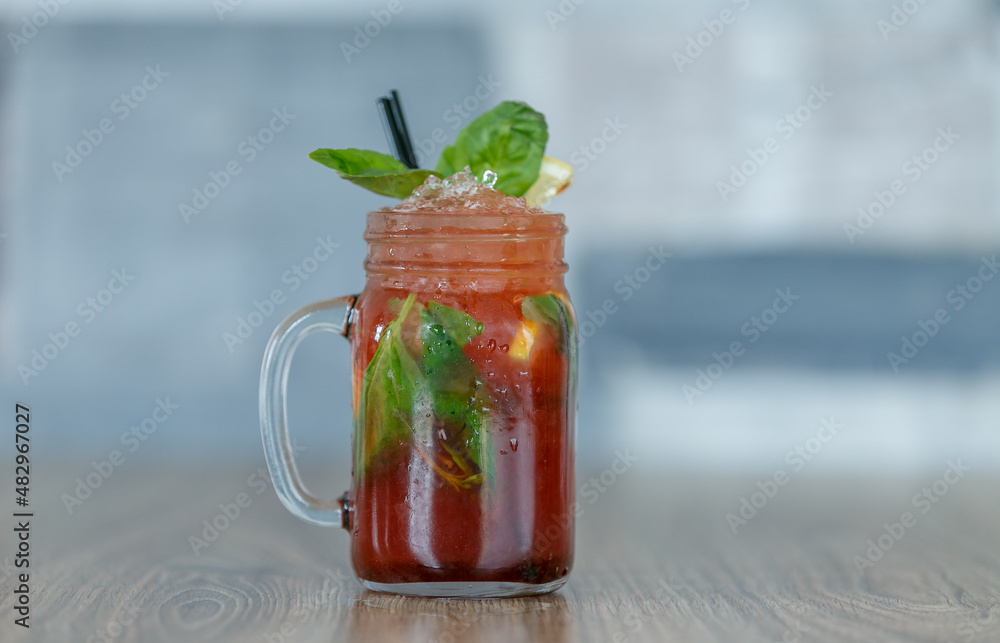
[259,295,357,528]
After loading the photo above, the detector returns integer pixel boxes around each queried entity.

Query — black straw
[377,90,418,169]
[376,98,403,163]
[388,90,418,168]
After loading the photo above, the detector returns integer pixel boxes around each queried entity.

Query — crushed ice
[390,167,544,215]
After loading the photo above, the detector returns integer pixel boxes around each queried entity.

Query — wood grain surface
[1,465,998,642]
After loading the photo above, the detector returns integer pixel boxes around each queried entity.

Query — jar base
[359,577,569,598]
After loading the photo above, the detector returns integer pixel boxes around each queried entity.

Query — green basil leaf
[309,148,440,198]
[310,147,405,173]
[434,101,548,197]
[356,294,429,472]
[420,303,494,485]
[523,293,578,363]
[425,301,483,347]
[522,294,564,330]
[356,297,494,487]
[522,293,579,409]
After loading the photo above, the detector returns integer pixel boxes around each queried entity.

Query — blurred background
[0,0,997,488]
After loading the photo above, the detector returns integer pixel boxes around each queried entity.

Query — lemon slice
[524,157,573,208]
[509,321,537,361]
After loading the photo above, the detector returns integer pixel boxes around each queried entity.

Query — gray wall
[1,1,998,476]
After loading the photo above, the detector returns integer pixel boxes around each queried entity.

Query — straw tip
[377,89,418,169]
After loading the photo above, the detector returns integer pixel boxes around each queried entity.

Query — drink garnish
[524,157,574,208]
[308,148,436,199]
[432,101,546,198]
[310,100,572,205]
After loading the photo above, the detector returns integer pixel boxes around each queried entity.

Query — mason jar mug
[259,207,577,598]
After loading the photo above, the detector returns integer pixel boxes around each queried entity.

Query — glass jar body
[347,212,577,597]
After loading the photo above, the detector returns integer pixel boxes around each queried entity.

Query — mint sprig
[310,101,548,199]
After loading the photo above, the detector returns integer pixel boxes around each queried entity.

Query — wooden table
[2,466,998,642]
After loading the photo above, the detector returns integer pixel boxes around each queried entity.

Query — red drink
[347,172,578,596]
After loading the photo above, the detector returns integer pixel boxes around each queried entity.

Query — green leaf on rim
[309,148,440,198]
[435,101,548,197]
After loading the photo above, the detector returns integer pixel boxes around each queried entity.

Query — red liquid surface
[349,282,575,586]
